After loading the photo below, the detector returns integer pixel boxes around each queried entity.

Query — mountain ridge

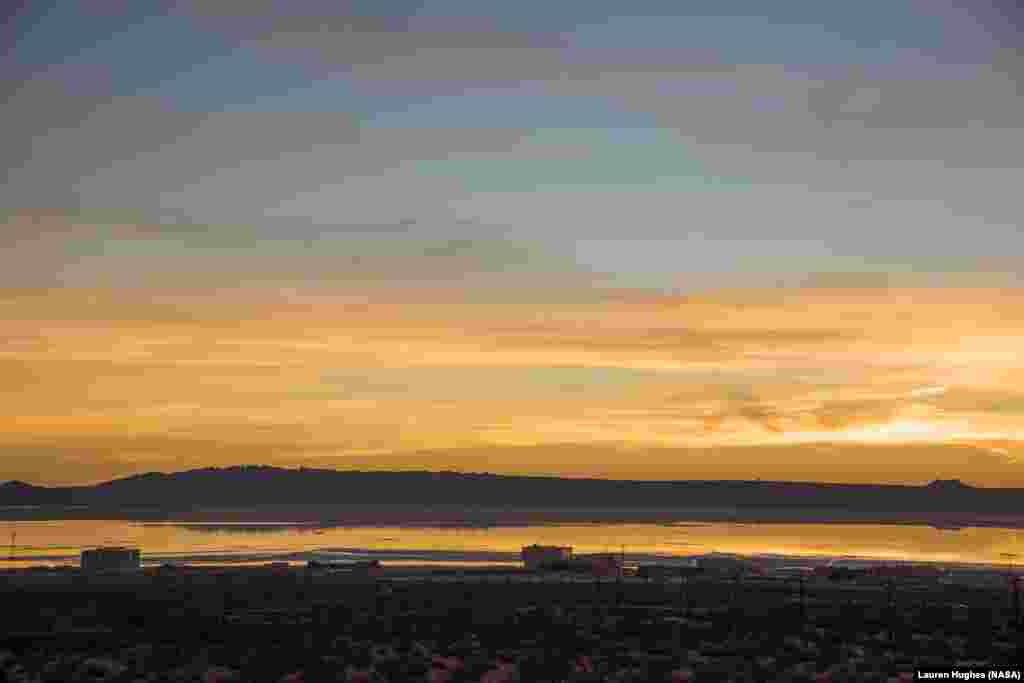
[0,466,1017,515]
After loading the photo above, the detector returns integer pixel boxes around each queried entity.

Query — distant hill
[0,466,1020,516]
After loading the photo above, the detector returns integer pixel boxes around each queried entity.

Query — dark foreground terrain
[1,566,1022,682]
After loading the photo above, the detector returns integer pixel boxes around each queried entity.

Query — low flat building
[521,544,573,570]
[81,546,141,572]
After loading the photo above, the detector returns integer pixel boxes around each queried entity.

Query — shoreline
[2,504,1024,529]
[2,548,1019,575]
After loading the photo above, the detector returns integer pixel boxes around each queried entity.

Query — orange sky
[2,251,1023,485]
[4,2,1023,488]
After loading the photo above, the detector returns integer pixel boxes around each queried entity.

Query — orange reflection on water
[1,520,1021,566]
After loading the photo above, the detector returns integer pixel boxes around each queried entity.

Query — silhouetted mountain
[0,480,76,506]
[0,467,1022,516]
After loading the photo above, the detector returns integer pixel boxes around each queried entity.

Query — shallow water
[1,518,1022,568]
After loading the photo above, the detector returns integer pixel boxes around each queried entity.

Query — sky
[2,0,1023,486]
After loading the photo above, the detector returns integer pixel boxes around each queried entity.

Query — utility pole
[1003,553,1020,629]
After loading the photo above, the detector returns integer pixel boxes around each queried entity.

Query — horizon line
[0,465,984,490]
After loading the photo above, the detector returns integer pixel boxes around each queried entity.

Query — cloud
[2,91,210,210]
[1,282,1024,484]
[805,63,1023,129]
[931,388,1024,416]
[810,400,903,431]
[3,1,1023,489]
[0,212,591,290]
[0,434,329,486]
[680,388,908,437]
[8,106,538,226]
[314,441,1024,486]
[4,435,1022,487]
[171,0,416,35]
[5,3,1021,276]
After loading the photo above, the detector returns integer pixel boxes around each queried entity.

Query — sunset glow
[3,1,1022,486]
[2,276,1023,485]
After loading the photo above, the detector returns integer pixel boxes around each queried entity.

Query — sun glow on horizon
[782,419,1014,446]
[1,267,1024,485]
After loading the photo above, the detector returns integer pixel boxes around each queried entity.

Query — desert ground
[1,563,1021,682]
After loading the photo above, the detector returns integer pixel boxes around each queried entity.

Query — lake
[2,518,1022,569]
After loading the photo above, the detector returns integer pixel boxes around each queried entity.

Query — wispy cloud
[2,1,1021,484]
[1,277,1023,484]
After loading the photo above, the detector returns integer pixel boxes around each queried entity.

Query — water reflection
[163,523,324,534]
[0,519,1020,567]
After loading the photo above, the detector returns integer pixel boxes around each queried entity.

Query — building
[521,545,573,570]
[80,546,141,572]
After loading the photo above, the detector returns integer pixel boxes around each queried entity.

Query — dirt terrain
[0,565,1020,681]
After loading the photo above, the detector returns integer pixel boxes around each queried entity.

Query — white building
[81,546,141,572]
[521,545,572,570]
